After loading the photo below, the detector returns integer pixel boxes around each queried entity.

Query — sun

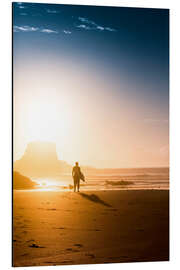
[24,96,71,144]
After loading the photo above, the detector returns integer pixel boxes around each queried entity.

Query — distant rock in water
[14,141,71,178]
[13,171,36,189]
[105,180,133,186]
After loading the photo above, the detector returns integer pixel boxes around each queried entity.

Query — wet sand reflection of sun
[35,178,69,191]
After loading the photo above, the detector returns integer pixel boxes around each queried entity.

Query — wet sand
[13,190,169,267]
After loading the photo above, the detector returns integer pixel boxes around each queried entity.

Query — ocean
[32,168,169,191]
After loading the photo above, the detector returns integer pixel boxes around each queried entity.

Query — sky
[13,2,169,168]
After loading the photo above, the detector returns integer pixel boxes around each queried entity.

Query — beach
[13,189,169,267]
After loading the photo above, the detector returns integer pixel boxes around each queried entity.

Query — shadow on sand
[78,193,112,207]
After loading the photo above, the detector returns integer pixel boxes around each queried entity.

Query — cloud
[105,27,116,32]
[13,25,58,34]
[16,2,27,9]
[16,3,26,9]
[78,17,97,26]
[13,25,39,32]
[77,17,117,32]
[41,29,58,34]
[76,24,91,30]
[63,30,72,34]
[96,26,105,31]
[13,16,116,36]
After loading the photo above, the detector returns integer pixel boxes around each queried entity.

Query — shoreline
[13,186,169,192]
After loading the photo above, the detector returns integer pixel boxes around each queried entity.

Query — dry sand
[13,190,169,267]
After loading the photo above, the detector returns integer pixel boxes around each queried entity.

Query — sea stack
[14,141,70,177]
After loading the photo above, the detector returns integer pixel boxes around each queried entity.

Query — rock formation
[14,141,71,178]
[13,171,37,189]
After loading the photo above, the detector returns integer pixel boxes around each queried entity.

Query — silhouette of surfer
[72,162,85,192]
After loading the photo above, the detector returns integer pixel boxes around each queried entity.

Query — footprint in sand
[26,239,35,243]
[108,256,119,260]
[16,221,23,225]
[29,243,45,248]
[106,208,118,212]
[21,253,29,257]
[74,243,83,248]
[44,261,58,265]
[66,248,79,252]
[59,260,73,264]
[24,219,30,223]
[19,225,28,229]
[57,227,66,230]
[86,253,95,259]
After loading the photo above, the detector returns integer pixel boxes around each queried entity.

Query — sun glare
[35,178,69,191]
[21,94,73,148]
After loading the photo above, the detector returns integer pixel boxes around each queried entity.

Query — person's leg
[77,180,80,192]
[73,179,76,192]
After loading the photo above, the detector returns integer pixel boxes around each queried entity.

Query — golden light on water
[35,178,69,191]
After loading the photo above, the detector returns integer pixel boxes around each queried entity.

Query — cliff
[14,141,71,178]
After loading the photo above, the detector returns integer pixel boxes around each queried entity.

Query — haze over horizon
[13,3,169,168]
[14,140,169,170]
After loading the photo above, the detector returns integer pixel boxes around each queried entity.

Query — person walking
[72,162,84,192]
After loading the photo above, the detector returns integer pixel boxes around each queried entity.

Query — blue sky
[13,2,169,168]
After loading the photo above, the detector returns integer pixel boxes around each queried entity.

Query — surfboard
[80,172,85,182]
